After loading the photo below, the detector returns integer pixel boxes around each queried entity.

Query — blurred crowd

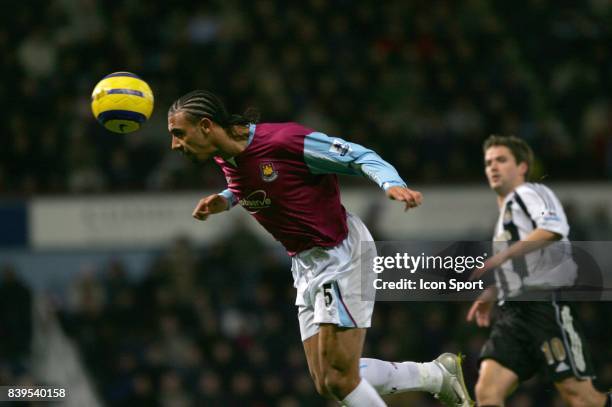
[3,228,611,406]
[1,0,611,195]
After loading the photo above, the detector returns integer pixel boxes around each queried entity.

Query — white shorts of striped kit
[292,212,376,341]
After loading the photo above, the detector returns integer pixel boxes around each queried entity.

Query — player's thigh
[319,324,366,380]
[476,359,519,398]
[303,332,324,391]
[302,325,366,393]
[555,377,605,407]
[303,326,367,372]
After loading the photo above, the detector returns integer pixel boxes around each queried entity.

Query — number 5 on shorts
[323,283,334,307]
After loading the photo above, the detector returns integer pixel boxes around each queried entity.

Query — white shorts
[292,213,377,341]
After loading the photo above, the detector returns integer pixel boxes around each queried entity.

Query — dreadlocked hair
[168,90,260,128]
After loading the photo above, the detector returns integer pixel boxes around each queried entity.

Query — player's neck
[495,180,525,208]
[496,195,507,208]
[217,125,250,158]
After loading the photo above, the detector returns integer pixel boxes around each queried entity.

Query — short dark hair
[483,134,534,178]
[168,90,259,128]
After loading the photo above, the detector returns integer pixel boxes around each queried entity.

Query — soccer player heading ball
[168,90,472,406]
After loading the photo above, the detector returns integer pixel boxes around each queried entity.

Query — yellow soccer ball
[91,72,154,133]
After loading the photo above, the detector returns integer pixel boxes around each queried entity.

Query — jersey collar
[247,123,256,147]
[222,124,256,167]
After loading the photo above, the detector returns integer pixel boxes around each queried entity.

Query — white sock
[341,378,386,406]
[359,358,443,395]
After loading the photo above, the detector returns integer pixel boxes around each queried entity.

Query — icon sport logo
[260,162,278,182]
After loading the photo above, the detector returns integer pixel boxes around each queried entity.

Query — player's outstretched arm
[470,228,560,280]
[303,133,417,201]
[385,186,423,211]
[192,194,229,221]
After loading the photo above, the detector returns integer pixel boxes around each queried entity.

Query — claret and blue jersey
[214,122,407,255]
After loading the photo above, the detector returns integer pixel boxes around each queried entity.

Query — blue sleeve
[219,189,238,210]
[303,132,407,191]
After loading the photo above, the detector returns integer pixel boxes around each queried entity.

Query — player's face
[484,146,526,195]
[168,111,217,163]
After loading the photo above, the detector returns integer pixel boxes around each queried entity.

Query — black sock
[605,392,611,407]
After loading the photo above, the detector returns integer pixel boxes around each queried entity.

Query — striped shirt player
[467,135,609,407]
[492,182,577,300]
[168,90,473,407]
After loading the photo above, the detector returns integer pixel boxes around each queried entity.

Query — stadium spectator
[1,1,611,195]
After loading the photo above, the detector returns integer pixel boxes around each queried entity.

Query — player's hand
[385,186,423,211]
[192,194,228,221]
[466,300,493,327]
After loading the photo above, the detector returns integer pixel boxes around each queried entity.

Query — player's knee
[310,371,334,399]
[475,379,504,405]
[557,385,600,407]
[557,380,605,407]
[323,367,357,399]
[311,373,332,398]
[560,393,590,407]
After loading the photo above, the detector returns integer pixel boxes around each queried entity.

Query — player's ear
[518,161,528,177]
[199,117,213,134]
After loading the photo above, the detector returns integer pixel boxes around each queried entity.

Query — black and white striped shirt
[493,183,577,299]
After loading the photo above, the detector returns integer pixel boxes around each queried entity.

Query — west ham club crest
[260,162,278,182]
